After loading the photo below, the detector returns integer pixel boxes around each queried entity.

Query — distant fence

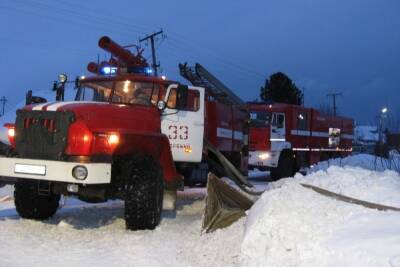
[374,145,400,173]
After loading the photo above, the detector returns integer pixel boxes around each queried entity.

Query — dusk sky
[0,0,399,125]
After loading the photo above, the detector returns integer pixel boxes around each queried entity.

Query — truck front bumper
[0,156,111,184]
[248,150,280,168]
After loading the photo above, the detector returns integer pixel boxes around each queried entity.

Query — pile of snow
[240,165,400,267]
[298,166,400,206]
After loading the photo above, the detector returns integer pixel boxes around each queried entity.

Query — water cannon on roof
[87,36,151,76]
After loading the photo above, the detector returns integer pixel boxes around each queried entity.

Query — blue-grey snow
[0,154,400,267]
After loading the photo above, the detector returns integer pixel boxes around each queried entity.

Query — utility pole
[139,30,164,77]
[327,92,342,116]
[0,96,7,117]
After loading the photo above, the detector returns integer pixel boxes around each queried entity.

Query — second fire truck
[247,102,354,180]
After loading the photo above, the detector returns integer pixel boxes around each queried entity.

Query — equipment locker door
[161,85,205,162]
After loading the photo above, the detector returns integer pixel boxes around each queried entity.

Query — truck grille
[15,110,74,160]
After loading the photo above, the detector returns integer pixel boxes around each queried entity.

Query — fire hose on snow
[203,140,400,233]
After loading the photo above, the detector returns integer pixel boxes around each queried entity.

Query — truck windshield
[249,111,271,127]
[76,80,160,106]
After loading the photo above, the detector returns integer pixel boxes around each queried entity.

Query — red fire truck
[0,36,248,230]
[248,102,354,179]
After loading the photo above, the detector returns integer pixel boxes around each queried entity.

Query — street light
[379,107,389,144]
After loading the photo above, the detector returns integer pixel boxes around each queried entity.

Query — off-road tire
[270,151,296,181]
[121,155,164,231]
[14,179,60,220]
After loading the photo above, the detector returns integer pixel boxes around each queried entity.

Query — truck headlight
[72,165,88,180]
[258,153,270,160]
[107,134,119,145]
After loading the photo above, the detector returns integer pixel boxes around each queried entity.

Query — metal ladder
[179,63,245,107]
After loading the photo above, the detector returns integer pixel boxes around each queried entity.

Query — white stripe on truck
[217,127,243,141]
[290,130,353,140]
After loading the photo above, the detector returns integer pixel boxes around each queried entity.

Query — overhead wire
[1,0,266,82]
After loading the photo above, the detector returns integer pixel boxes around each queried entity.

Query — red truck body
[248,102,353,177]
[205,100,246,153]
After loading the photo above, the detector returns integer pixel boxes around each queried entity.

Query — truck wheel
[14,180,60,220]
[270,151,295,181]
[121,155,164,231]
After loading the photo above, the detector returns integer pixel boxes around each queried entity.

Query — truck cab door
[270,113,290,151]
[160,84,205,162]
[271,113,286,141]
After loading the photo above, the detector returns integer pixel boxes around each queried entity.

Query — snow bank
[240,166,400,267]
[308,153,398,172]
[299,166,400,206]
[240,182,352,267]
[1,155,400,266]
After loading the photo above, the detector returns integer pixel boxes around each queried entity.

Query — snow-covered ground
[1,154,400,266]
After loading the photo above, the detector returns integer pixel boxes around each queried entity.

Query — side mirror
[25,90,47,105]
[176,85,188,109]
[157,100,166,111]
[26,90,33,105]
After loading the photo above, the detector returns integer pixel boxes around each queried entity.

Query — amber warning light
[4,123,16,147]
[108,134,120,146]
[8,128,15,138]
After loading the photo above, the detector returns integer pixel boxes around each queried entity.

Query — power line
[166,36,265,78]
[1,1,267,83]
[4,0,266,79]
[0,97,7,117]
[139,30,165,77]
[162,40,264,80]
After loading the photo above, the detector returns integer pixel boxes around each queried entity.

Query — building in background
[353,125,379,154]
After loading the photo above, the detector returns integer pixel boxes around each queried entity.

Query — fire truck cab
[248,102,353,180]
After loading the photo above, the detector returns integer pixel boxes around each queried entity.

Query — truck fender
[115,132,182,190]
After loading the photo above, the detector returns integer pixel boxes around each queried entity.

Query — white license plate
[14,164,46,176]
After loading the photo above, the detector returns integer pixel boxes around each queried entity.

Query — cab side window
[150,85,160,106]
[166,89,178,108]
[167,88,200,111]
[271,113,284,128]
[277,114,285,128]
[186,90,200,111]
